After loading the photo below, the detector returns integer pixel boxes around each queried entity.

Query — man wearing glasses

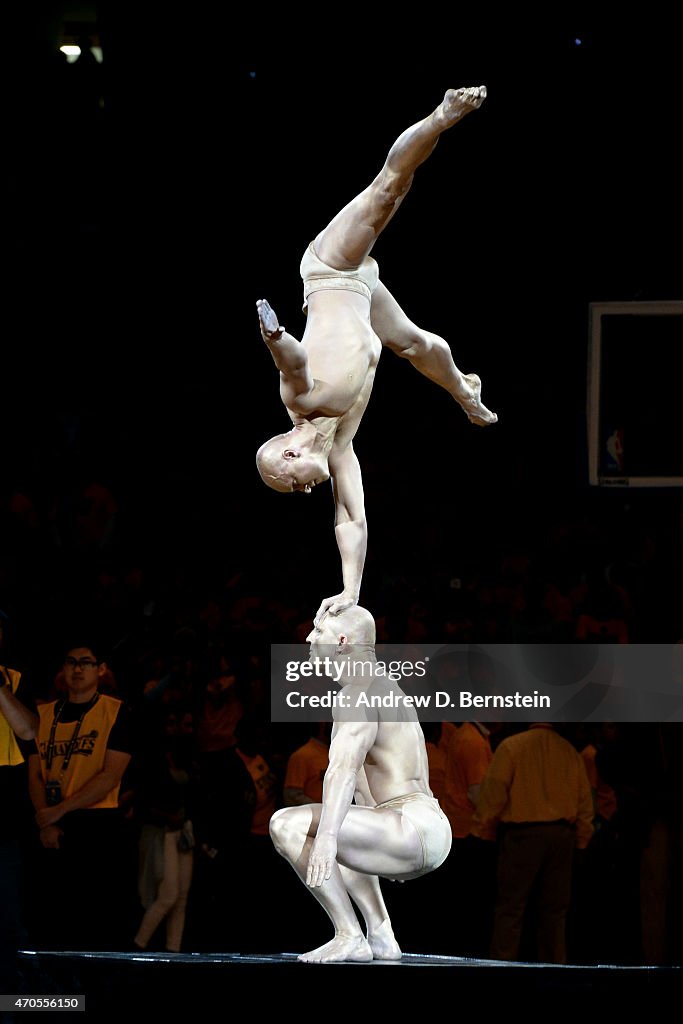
[27,640,134,949]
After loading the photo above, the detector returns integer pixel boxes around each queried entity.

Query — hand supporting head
[307,606,376,649]
[307,607,377,686]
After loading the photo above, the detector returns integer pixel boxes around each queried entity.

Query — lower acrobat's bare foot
[298,935,373,964]
[436,85,487,129]
[256,298,284,341]
[368,919,402,961]
[458,373,498,426]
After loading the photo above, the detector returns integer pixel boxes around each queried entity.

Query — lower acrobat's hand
[315,592,357,625]
[256,298,285,342]
[306,833,338,887]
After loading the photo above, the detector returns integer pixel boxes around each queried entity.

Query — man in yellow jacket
[28,638,134,950]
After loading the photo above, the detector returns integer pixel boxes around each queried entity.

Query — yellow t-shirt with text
[36,695,124,808]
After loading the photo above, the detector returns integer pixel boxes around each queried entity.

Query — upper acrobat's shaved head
[256,434,292,493]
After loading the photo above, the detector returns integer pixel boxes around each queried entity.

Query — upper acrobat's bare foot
[298,935,373,964]
[458,372,498,427]
[256,298,284,341]
[436,85,487,128]
[368,919,402,961]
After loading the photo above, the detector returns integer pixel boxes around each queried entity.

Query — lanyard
[46,694,100,780]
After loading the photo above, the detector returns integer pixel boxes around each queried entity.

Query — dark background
[4,4,683,971]
[5,6,683,652]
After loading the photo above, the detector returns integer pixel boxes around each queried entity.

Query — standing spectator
[597,723,683,963]
[234,714,281,949]
[441,721,493,839]
[133,704,196,953]
[439,720,496,956]
[637,724,683,964]
[191,742,255,951]
[581,727,618,826]
[570,725,620,962]
[474,723,593,964]
[195,654,244,754]
[234,715,278,835]
[28,638,134,950]
[0,611,38,993]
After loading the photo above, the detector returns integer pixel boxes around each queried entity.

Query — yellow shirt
[36,695,124,809]
[0,666,24,767]
[473,725,594,849]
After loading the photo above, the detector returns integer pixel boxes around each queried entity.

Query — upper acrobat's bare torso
[285,290,381,452]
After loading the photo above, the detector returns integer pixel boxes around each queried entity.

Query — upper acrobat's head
[256,433,330,494]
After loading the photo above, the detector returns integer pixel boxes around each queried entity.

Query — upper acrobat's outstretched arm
[315,444,367,624]
[256,298,313,402]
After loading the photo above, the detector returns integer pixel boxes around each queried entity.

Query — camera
[45,781,62,807]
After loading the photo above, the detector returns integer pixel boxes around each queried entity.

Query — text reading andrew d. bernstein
[285,689,551,709]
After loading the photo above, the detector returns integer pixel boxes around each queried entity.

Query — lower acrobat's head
[307,607,377,649]
[256,434,329,494]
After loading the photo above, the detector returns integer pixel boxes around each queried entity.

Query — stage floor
[16,949,681,1015]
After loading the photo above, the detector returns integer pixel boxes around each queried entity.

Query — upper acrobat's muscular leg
[371,280,497,426]
[314,87,487,272]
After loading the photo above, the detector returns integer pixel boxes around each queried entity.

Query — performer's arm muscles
[315,445,367,623]
[307,718,377,886]
[0,683,37,740]
[256,298,313,401]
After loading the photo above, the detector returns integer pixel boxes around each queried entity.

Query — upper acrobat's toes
[461,85,486,108]
[468,408,498,427]
[448,85,487,109]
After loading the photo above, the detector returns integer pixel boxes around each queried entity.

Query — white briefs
[375,792,452,880]
[300,242,379,314]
